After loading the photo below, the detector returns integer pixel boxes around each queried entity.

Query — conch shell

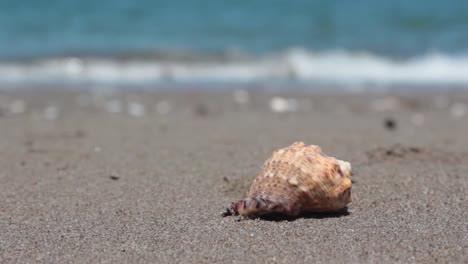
[232,142,352,217]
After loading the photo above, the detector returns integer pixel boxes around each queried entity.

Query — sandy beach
[0,89,467,263]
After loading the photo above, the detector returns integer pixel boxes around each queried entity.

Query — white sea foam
[1,49,468,88]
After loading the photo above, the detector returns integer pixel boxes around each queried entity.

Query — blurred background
[1,0,468,90]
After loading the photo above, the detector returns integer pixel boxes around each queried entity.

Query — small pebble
[128,102,145,117]
[269,96,289,113]
[384,118,396,130]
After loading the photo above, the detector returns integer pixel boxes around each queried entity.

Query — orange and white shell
[233,142,352,216]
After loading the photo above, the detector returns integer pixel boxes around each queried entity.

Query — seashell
[232,142,352,217]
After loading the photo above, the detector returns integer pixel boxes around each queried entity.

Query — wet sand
[0,90,467,263]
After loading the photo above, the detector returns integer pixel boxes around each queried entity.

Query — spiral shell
[233,142,352,217]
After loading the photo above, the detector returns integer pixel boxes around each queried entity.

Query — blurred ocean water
[1,0,468,88]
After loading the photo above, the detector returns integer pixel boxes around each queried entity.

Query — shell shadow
[255,207,350,222]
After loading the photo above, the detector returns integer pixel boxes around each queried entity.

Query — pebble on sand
[270,96,288,113]
[384,118,397,130]
[269,96,298,113]
[127,102,145,117]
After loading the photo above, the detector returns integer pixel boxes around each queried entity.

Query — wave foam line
[1,49,468,86]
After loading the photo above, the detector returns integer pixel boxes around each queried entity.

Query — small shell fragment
[231,142,352,217]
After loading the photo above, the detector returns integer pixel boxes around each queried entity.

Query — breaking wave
[1,48,468,88]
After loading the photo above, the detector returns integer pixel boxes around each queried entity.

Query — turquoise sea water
[1,0,468,87]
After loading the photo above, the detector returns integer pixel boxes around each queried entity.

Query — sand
[0,90,467,263]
